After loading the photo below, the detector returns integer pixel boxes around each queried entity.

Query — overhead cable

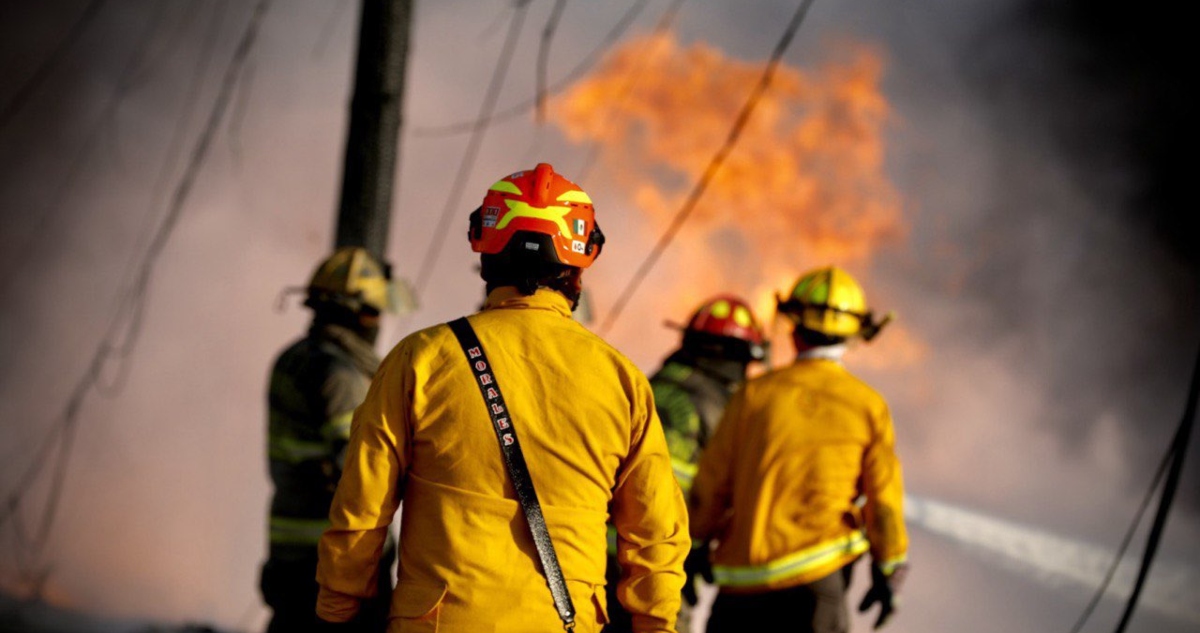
[0,0,170,301]
[99,0,231,396]
[1112,344,1199,632]
[0,0,108,134]
[596,0,816,336]
[535,0,568,124]
[0,1,273,589]
[409,1,532,297]
[574,0,687,184]
[1067,431,1174,633]
[411,0,650,138]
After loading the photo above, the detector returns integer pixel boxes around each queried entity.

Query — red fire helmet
[468,163,604,268]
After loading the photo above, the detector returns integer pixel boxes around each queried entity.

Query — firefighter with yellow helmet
[259,246,397,633]
[315,164,689,631]
[689,266,909,633]
[604,295,768,633]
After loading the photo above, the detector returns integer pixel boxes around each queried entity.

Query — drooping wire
[311,0,350,59]
[408,1,532,298]
[0,0,108,134]
[574,0,686,184]
[226,50,259,166]
[1111,343,1199,632]
[535,0,568,124]
[0,0,170,301]
[95,0,230,397]
[596,0,816,336]
[0,1,273,589]
[411,0,651,138]
[1066,432,1174,633]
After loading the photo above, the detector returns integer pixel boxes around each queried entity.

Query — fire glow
[551,33,923,369]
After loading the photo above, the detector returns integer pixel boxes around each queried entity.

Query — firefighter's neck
[791,332,847,362]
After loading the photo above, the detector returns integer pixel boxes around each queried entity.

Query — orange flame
[552,33,923,368]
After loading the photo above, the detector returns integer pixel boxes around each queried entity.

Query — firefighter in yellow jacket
[689,266,909,633]
[316,163,690,632]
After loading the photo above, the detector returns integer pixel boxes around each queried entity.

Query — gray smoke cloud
[0,1,1195,632]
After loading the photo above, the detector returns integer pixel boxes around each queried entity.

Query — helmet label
[482,206,501,228]
[571,240,586,254]
[574,219,586,235]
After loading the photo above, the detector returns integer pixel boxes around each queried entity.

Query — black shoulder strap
[447,317,577,631]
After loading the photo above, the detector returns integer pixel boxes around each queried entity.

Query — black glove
[682,543,714,606]
[857,563,908,629]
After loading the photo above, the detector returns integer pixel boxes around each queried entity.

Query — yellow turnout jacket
[689,355,907,593]
[317,288,689,632]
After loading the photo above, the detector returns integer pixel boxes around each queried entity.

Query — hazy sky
[0,1,1195,632]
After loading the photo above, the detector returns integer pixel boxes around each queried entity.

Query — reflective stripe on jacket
[690,357,908,593]
[316,288,689,632]
[267,324,378,550]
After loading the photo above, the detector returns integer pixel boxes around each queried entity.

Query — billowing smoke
[0,1,1195,632]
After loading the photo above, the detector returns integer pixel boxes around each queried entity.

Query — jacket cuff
[316,585,362,623]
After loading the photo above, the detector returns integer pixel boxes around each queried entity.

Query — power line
[596,0,816,336]
[97,0,229,398]
[1112,343,1199,632]
[311,0,350,59]
[574,0,687,184]
[0,0,272,589]
[0,0,170,301]
[0,0,108,134]
[1067,432,1174,633]
[409,1,532,297]
[535,0,568,124]
[411,0,651,138]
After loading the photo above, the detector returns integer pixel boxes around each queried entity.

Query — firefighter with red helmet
[316,164,689,632]
[604,296,768,633]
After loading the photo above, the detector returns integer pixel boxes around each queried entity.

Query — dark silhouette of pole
[334,0,413,261]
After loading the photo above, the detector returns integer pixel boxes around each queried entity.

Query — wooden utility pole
[334,0,413,262]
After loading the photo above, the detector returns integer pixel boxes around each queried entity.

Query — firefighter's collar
[317,323,381,375]
[795,344,847,363]
[483,287,573,318]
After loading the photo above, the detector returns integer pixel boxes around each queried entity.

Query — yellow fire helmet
[306,246,396,314]
[776,266,893,342]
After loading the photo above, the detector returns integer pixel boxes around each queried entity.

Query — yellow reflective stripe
[489,180,522,195]
[268,436,330,463]
[733,305,752,327]
[672,459,698,492]
[556,189,592,204]
[269,516,329,545]
[713,532,869,587]
[495,200,572,238]
[879,555,908,576]
[321,410,354,441]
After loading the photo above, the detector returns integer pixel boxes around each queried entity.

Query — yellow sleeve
[610,372,690,633]
[861,399,908,574]
[688,384,744,542]
[315,343,411,621]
